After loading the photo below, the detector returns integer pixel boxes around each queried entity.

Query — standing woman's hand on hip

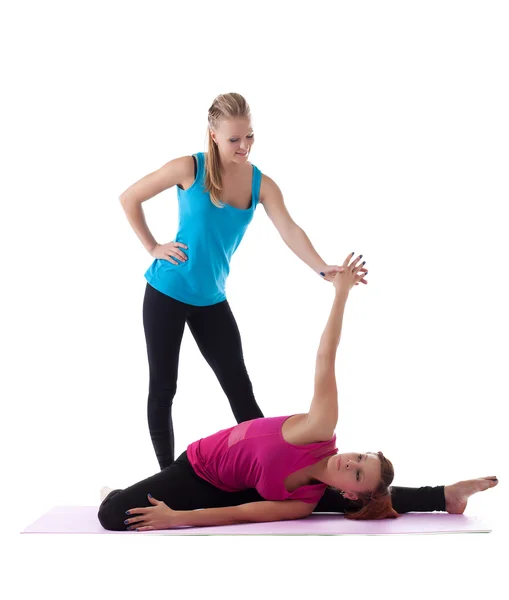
[150,241,188,265]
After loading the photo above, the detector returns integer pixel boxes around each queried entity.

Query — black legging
[98,451,445,531]
[144,283,264,469]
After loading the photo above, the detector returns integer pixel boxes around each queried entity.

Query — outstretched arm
[305,253,367,440]
[259,175,345,281]
[125,496,315,531]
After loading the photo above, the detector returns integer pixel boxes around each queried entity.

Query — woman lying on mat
[98,254,498,531]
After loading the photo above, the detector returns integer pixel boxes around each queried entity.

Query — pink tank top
[187,415,337,504]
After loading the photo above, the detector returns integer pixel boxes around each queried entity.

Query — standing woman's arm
[259,174,345,281]
[119,156,193,262]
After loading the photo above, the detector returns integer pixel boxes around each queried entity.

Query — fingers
[125,514,147,528]
[164,249,187,264]
[125,495,162,528]
[342,252,355,268]
[351,266,368,287]
[339,253,367,282]
[160,242,188,263]
[167,249,187,262]
[126,521,145,529]
[125,511,155,529]
[349,254,364,271]
[342,253,367,274]
[125,507,147,516]
[355,268,368,282]
[125,514,156,531]
[170,242,188,261]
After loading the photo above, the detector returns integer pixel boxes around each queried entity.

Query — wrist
[334,288,349,301]
[170,510,187,527]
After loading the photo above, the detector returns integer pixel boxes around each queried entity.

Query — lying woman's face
[326,452,382,501]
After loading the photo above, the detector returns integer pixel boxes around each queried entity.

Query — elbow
[316,349,336,362]
[119,193,137,212]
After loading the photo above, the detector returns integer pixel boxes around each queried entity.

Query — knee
[148,382,178,407]
[220,363,252,388]
[98,498,127,531]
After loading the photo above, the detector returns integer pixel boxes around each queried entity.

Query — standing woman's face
[210,117,254,165]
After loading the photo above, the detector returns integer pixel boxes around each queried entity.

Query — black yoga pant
[143,284,263,469]
[98,451,446,531]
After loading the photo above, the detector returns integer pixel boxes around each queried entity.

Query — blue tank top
[144,152,262,306]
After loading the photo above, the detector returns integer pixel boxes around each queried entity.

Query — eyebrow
[229,131,254,137]
[360,454,367,483]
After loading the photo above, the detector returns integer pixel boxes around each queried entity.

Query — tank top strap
[300,435,337,466]
[194,152,205,183]
[251,164,262,209]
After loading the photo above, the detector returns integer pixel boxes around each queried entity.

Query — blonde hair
[206,93,251,208]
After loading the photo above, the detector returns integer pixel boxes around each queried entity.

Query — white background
[5,0,508,598]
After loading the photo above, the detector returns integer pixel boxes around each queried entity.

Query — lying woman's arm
[305,253,366,440]
[177,500,315,528]
[126,497,316,531]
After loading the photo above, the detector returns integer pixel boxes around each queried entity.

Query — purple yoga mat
[21,507,491,535]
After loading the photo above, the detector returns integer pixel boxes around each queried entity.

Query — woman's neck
[305,455,335,485]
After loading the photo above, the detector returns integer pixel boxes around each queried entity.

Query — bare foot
[100,486,114,502]
[445,476,498,514]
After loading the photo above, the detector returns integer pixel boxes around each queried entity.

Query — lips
[337,455,341,470]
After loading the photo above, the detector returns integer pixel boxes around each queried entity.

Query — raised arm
[305,253,367,440]
[125,497,315,531]
[119,156,194,260]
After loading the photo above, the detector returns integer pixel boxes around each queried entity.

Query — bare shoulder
[163,155,195,179]
[281,414,332,445]
[120,155,198,202]
[259,174,282,204]
[148,155,195,192]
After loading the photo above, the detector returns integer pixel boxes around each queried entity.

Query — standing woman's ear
[210,129,218,144]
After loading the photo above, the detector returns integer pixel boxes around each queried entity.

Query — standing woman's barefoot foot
[445,476,499,514]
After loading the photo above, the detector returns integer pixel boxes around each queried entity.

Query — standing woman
[120,93,344,469]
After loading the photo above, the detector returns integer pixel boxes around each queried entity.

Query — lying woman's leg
[315,477,498,514]
[98,451,264,531]
[314,486,443,514]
